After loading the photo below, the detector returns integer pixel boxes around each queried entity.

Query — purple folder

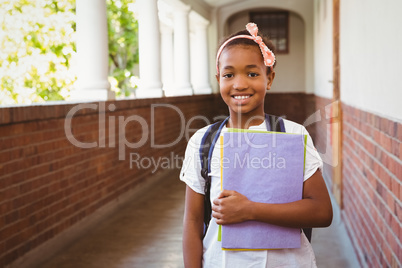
[221,131,306,249]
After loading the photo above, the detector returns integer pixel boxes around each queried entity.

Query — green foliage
[0,0,76,105]
[0,0,139,104]
[107,0,139,98]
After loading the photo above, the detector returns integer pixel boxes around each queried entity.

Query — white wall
[340,0,402,120]
[272,13,305,93]
[227,10,248,35]
[313,0,333,99]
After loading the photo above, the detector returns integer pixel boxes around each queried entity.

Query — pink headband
[216,22,276,74]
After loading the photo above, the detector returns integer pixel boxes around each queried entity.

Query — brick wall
[0,95,226,267]
[0,92,316,267]
[342,103,401,267]
[264,93,314,124]
[264,92,317,141]
[314,96,402,266]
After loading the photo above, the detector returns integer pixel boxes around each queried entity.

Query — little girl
[180,23,333,268]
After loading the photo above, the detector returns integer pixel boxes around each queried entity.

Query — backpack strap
[266,113,285,132]
[199,118,229,235]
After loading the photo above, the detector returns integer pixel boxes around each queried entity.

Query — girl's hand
[212,190,252,225]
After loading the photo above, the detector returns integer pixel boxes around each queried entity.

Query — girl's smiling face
[217,44,275,121]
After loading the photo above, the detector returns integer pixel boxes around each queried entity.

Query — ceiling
[202,0,244,8]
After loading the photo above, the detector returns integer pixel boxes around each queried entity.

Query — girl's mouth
[231,94,252,105]
[232,95,251,100]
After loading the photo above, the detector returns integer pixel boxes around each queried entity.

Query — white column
[136,0,163,98]
[172,5,193,96]
[190,12,212,95]
[160,24,175,95]
[73,0,113,101]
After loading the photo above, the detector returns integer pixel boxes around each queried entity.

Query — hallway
[1,0,401,267]
[39,169,360,268]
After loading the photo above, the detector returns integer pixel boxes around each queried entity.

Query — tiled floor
[312,195,360,268]
[40,170,360,268]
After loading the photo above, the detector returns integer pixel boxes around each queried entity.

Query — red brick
[364,137,375,156]
[1,185,20,201]
[4,210,20,225]
[388,121,397,139]
[400,142,402,161]
[0,200,13,215]
[373,128,381,146]
[382,243,392,267]
[396,201,402,223]
[397,123,402,142]
[386,228,398,256]
[0,241,4,258]
[379,166,392,190]
[390,216,400,242]
[380,132,393,154]
[380,117,389,134]
[374,115,381,130]
[0,148,23,166]
[400,183,402,204]
[0,248,19,268]
[386,192,395,212]
[353,106,359,119]
[390,178,400,200]
[390,138,400,159]
[1,160,25,177]
[372,160,381,179]
[360,109,367,122]
[13,184,50,210]
[391,254,400,268]
[0,218,27,242]
[0,123,24,138]
[387,157,401,179]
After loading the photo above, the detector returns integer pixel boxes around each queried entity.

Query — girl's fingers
[212,211,221,219]
[211,204,219,212]
[218,190,235,198]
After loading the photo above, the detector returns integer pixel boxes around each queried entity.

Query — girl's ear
[216,74,220,83]
[266,71,275,91]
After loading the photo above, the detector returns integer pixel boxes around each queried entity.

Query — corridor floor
[40,170,360,268]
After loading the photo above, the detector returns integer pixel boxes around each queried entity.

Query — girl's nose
[233,76,248,90]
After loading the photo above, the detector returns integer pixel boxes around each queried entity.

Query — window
[250,12,289,54]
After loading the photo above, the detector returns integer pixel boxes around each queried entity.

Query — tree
[0,0,76,105]
[0,0,140,104]
[107,0,139,98]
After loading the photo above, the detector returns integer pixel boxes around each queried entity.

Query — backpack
[199,114,312,242]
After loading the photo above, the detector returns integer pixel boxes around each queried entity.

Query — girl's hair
[216,29,277,74]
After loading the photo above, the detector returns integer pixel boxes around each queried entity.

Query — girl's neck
[227,112,265,129]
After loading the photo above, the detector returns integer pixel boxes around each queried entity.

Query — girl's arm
[182,186,204,268]
[212,170,333,228]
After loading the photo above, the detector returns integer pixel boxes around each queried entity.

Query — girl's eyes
[222,73,259,78]
[248,72,259,77]
[222,73,234,78]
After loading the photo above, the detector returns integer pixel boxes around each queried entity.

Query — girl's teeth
[234,95,250,100]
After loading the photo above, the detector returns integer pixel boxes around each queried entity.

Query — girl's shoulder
[282,118,309,135]
[186,124,212,147]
